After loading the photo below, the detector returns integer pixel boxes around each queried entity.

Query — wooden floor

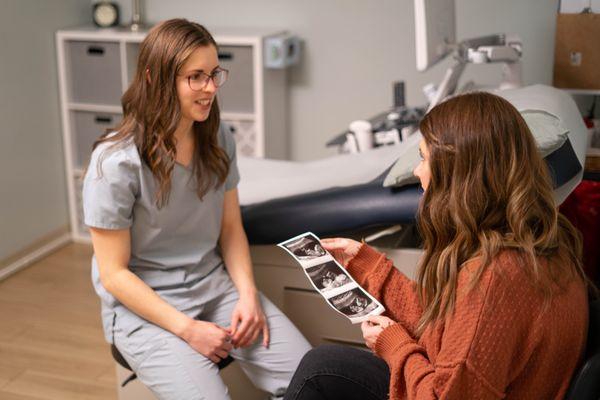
[0,243,117,400]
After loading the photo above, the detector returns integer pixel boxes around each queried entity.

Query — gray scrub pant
[113,271,312,400]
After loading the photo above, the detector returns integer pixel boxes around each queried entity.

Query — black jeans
[284,344,390,400]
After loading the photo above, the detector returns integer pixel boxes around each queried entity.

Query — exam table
[238,85,588,245]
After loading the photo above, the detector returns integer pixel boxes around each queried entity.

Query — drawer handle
[95,116,113,124]
[218,52,233,61]
[87,46,105,56]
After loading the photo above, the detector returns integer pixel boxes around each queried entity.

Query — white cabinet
[56,27,290,242]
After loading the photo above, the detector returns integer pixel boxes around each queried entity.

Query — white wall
[0,0,89,260]
[105,0,560,161]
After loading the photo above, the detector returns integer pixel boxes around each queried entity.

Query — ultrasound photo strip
[305,260,355,296]
[278,232,385,324]
[278,232,330,267]
[326,287,381,320]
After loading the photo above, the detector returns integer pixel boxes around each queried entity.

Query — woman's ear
[145,68,151,84]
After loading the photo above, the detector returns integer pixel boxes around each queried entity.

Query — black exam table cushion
[242,138,582,245]
[242,180,422,245]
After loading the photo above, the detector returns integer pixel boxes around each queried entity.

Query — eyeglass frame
[183,67,229,91]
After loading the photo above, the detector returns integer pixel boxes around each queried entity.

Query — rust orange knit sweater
[346,244,588,400]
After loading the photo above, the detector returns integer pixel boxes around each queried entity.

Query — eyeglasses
[186,68,229,91]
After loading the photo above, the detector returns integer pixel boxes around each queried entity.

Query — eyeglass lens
[188,69,228,91]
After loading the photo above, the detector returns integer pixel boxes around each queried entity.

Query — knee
[296,344,348,375]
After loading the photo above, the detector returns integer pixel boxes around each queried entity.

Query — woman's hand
[321,237,362,267]
[361,315,395,350]
[180,320,233,363]
[230,292,270,349]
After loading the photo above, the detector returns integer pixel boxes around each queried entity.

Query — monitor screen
[414,0,456,71]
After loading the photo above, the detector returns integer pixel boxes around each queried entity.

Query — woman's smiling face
[176,44,220,124]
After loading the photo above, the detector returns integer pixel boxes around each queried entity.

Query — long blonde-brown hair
[415,92,586,336]
[93,19,229,207]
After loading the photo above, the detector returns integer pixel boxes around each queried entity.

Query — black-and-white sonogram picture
[278,232,385,324]
[326,288,380,319]
[280,233,327,262]
[306,261,351,293]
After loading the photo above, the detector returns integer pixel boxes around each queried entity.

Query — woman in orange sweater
[283,92,590,400]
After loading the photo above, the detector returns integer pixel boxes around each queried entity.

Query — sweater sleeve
[372,256,536,400]
[346,244,423,335]
[374,324,503,400]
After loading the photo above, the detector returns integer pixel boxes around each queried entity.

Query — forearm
[345,244,410,296]
[220,223,257,298]
[347,244,423,332]
[102,267,192,337]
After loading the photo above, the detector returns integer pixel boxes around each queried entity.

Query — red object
[560,180,600,285]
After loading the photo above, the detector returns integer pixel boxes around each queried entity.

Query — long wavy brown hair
[415,92,587,336]
[93,19,229,207]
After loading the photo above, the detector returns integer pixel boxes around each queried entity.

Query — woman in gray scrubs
[83,19,311,400]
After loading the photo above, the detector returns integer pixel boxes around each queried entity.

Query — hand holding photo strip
[278,232,385,324]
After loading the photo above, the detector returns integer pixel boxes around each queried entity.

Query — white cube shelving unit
[56,26,291,242]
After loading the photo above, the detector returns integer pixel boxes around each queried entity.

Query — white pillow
[382,109,569,188]
[521,110,569,157]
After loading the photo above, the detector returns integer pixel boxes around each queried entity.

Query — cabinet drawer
[254,264,311,308]
[284,288,365,347]
[222,119,256,157]
[67,40,122,105]
[217,46,254,113]
[254,261,366,348]
[71,111,121,169]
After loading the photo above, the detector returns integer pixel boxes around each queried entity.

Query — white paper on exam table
[278,232,385,324]
[238,132,421,206]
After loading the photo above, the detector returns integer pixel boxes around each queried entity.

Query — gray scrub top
[83,124,240,342]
